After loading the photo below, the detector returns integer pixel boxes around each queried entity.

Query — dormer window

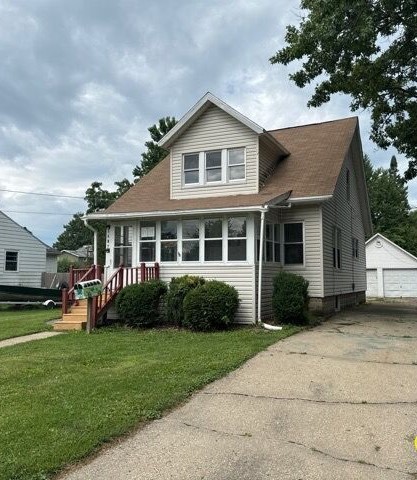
[205,151,222,183]
[228,148,245,180]
[183,153,200,185]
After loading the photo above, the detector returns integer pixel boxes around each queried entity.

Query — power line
[0,188,84,199]
[2,210,76,216]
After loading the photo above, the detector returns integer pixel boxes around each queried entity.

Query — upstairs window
[205,151,222,183]
[183,153,200,185]
[140,221,156,262]
[5,251,18,271]
[228,148,245,180]
[284,223,304,265]
[332,227,342,268]
[114,226,132,267]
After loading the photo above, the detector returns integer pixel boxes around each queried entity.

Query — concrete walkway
[0,331,62,348]
[61,302,417,480]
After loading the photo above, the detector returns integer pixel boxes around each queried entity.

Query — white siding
[280,205,323,297]
[170,104,259,199]
[322,146,366,296]
[0,212,46,287]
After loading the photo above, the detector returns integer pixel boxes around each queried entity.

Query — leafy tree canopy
[271,1,417,179]
[133,116,177,181]
[53,213,93,251]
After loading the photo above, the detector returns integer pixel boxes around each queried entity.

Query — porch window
[205,150,222,183]
[332,226,342,268]
[140,221,156,262]
[182,219,200,261]
[183,153,200,185]
[114,226,132,267]
[228,217,246,261]
[227,148,245,180]
[274,224,281,262]
[204,218,223,261]
[284,223,304,265]
[5,251,18,271]
[257,223,280,262]
[265,224,274,262]
[161,220,177,262]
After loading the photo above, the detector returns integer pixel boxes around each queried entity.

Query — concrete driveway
[62,301,417,480]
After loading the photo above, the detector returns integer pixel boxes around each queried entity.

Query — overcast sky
[1,0,415,246]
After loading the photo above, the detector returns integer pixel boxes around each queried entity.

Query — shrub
[183,280,239,331]
[116,280,167,327]
[272,272,309,325]
[165,275,206,327]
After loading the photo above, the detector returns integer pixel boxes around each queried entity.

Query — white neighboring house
[86,92,372,323]
[366,233,417,298]
[0,210,58,287]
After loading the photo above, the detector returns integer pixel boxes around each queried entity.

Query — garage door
[366,269,378,297]
[383,269,417,297]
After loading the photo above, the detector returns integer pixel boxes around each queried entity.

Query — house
[366,233,417,298]
[85,92,372,324]
[0,210,58,287]
[58,245,92,264]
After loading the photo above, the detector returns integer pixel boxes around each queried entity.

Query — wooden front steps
[53,299,88,331]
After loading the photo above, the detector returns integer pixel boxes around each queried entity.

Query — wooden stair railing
[62,265,103,314]
[91,263,160,328]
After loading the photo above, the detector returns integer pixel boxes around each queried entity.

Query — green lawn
[0,326,300,480]
[0,307,61,341]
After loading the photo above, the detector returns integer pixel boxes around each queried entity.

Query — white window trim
[182,147,246,188]
[282,221,305,267]
[5,250,19,272]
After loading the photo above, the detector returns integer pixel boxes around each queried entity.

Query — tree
[53,213,93,251]
[270,1,417,179]
[132,116,177,181]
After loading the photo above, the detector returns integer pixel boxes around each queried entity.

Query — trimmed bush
[183,280,239,331]
[272,272,309,325]
[166,275,206,327]
[116,280,167,327]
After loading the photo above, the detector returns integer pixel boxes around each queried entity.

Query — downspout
[83,218,98,266]
[257,208,283,331]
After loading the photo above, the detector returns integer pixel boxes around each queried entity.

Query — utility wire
[0,188,84,199]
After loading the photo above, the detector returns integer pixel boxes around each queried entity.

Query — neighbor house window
[228,148,245,180]
[182,219,200,261]
[114,226,132,267]
[160,220,177,262]
[5,251,18,271]
[352,237,359,259]
[228,217,246,261]
[284,223,304,265]
[140,221,156,262]
[204,218,223,261]
[183,153,200,185]
[333,227,342,268]
[205,150,222,183]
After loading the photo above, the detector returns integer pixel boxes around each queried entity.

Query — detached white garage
[366,233,417,298]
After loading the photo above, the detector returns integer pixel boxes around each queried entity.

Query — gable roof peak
[158,92,266,149]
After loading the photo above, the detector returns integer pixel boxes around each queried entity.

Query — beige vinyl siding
[0,212,46,287]
[258,136,279,188]
[322,146,366,296]
[171,104,259,199]
[280,205,323,298]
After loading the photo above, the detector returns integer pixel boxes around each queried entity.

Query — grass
[0,325,300,480]
[0,307,61,341]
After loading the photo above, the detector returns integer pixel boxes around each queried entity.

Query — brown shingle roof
[102,117,358,216]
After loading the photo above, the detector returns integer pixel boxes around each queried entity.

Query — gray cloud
[0,0,415,246]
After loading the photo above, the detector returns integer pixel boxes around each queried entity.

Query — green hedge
[165,275,205,327]
[183,280,239,331]
[272,272,309,325]
[116,280,167,327]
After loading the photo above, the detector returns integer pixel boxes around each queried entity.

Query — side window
[284,223,304,265]
[333,227,342,269]
[352,237,359,259]
[5,251,18,271]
